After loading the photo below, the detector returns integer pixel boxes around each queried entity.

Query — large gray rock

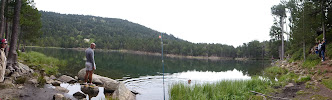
[78,68,135,99]
[58,75,77,83]
[78,68,119,88]
[112,82,136,100]
[17,62,34,74]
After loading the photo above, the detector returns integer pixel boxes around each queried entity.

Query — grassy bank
[169,65,316,100]
[169,77,272,100]
[18,51,66,75]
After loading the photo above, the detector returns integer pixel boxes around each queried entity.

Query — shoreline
[26,46,237,60]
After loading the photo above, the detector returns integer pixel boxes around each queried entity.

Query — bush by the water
[18,51,66,75]
[169,77,271,100]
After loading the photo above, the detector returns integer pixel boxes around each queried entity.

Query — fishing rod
[160,33,165,100]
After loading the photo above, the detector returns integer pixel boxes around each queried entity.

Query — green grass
[18,51,67,75]
[302,54,320,69]
[169,77,271,100]
[326,43,332,59]
[322,78,332,90]
[279,72,299,83]
[264,66,288,79]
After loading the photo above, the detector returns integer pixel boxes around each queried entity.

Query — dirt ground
[0,83,63,100]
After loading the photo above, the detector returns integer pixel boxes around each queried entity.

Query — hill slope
[36,11,237,57]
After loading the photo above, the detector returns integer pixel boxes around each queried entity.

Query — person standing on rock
[84,43,96,85]
[0,39,7,82]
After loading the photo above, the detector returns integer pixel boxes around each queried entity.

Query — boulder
[53,93,65,100]
[81,85,99,97]
[50,75,57,80]
[51,80,62,86]
[104,80,119,93]
[78,68,118,86]
[55,86,69,93]
[284,83,294,88]
[17,62,34,74]
[112,82,136,100]
[78,68,135,99]
[73,92,86,99]
[58,75,77,83]
[28,79,38,84]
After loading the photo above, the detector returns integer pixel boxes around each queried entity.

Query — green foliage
[20,0,43,43]
[290,48,303,62]
[18,51,66,75]
[37,75,46,87]
[310,95,331,100]
[15,76,27,84]
[326,43,332,59]
[264,66,288,79]
[296,75,311,83]
[169,77,271,100]
[279,72,299,83]
[296,90,309,95]
[322,78,332,90]
[302,54,320,68]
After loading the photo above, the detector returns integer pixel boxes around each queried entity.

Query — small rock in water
[73,92,86,99]
[51,80,62,86]
[81,85,99,97]
[55,86,69,93]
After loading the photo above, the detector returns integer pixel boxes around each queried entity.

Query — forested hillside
[35,11,239,58]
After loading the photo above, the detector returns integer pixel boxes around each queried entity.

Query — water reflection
[25,47,270,100]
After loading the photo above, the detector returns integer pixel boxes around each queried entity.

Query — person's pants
[321,50,325,61]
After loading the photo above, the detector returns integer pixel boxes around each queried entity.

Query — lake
[25,47,271,100]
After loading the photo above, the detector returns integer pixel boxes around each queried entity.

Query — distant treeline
[32,11,281,59]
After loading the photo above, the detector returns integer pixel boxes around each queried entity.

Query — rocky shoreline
[269,59,332,99]
[0,62,136,100]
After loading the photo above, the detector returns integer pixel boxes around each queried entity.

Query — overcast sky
[33,0,281,47]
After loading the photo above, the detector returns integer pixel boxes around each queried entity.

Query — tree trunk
[280,16,284,60]
[7,0,21,68]
[321,1,326,39]
[303,38,306,61]
[0,0,6,38]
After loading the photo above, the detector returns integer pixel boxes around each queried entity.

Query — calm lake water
[26,47,270,100]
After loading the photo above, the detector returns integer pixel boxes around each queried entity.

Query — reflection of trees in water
[26,47,270,79]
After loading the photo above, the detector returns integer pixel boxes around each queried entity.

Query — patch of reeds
[169,77,271,100]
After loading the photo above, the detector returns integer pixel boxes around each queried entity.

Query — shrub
[15,76,27,84]
[18,51,67,75]
[264,66,288,79]
[322,78,332,90]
